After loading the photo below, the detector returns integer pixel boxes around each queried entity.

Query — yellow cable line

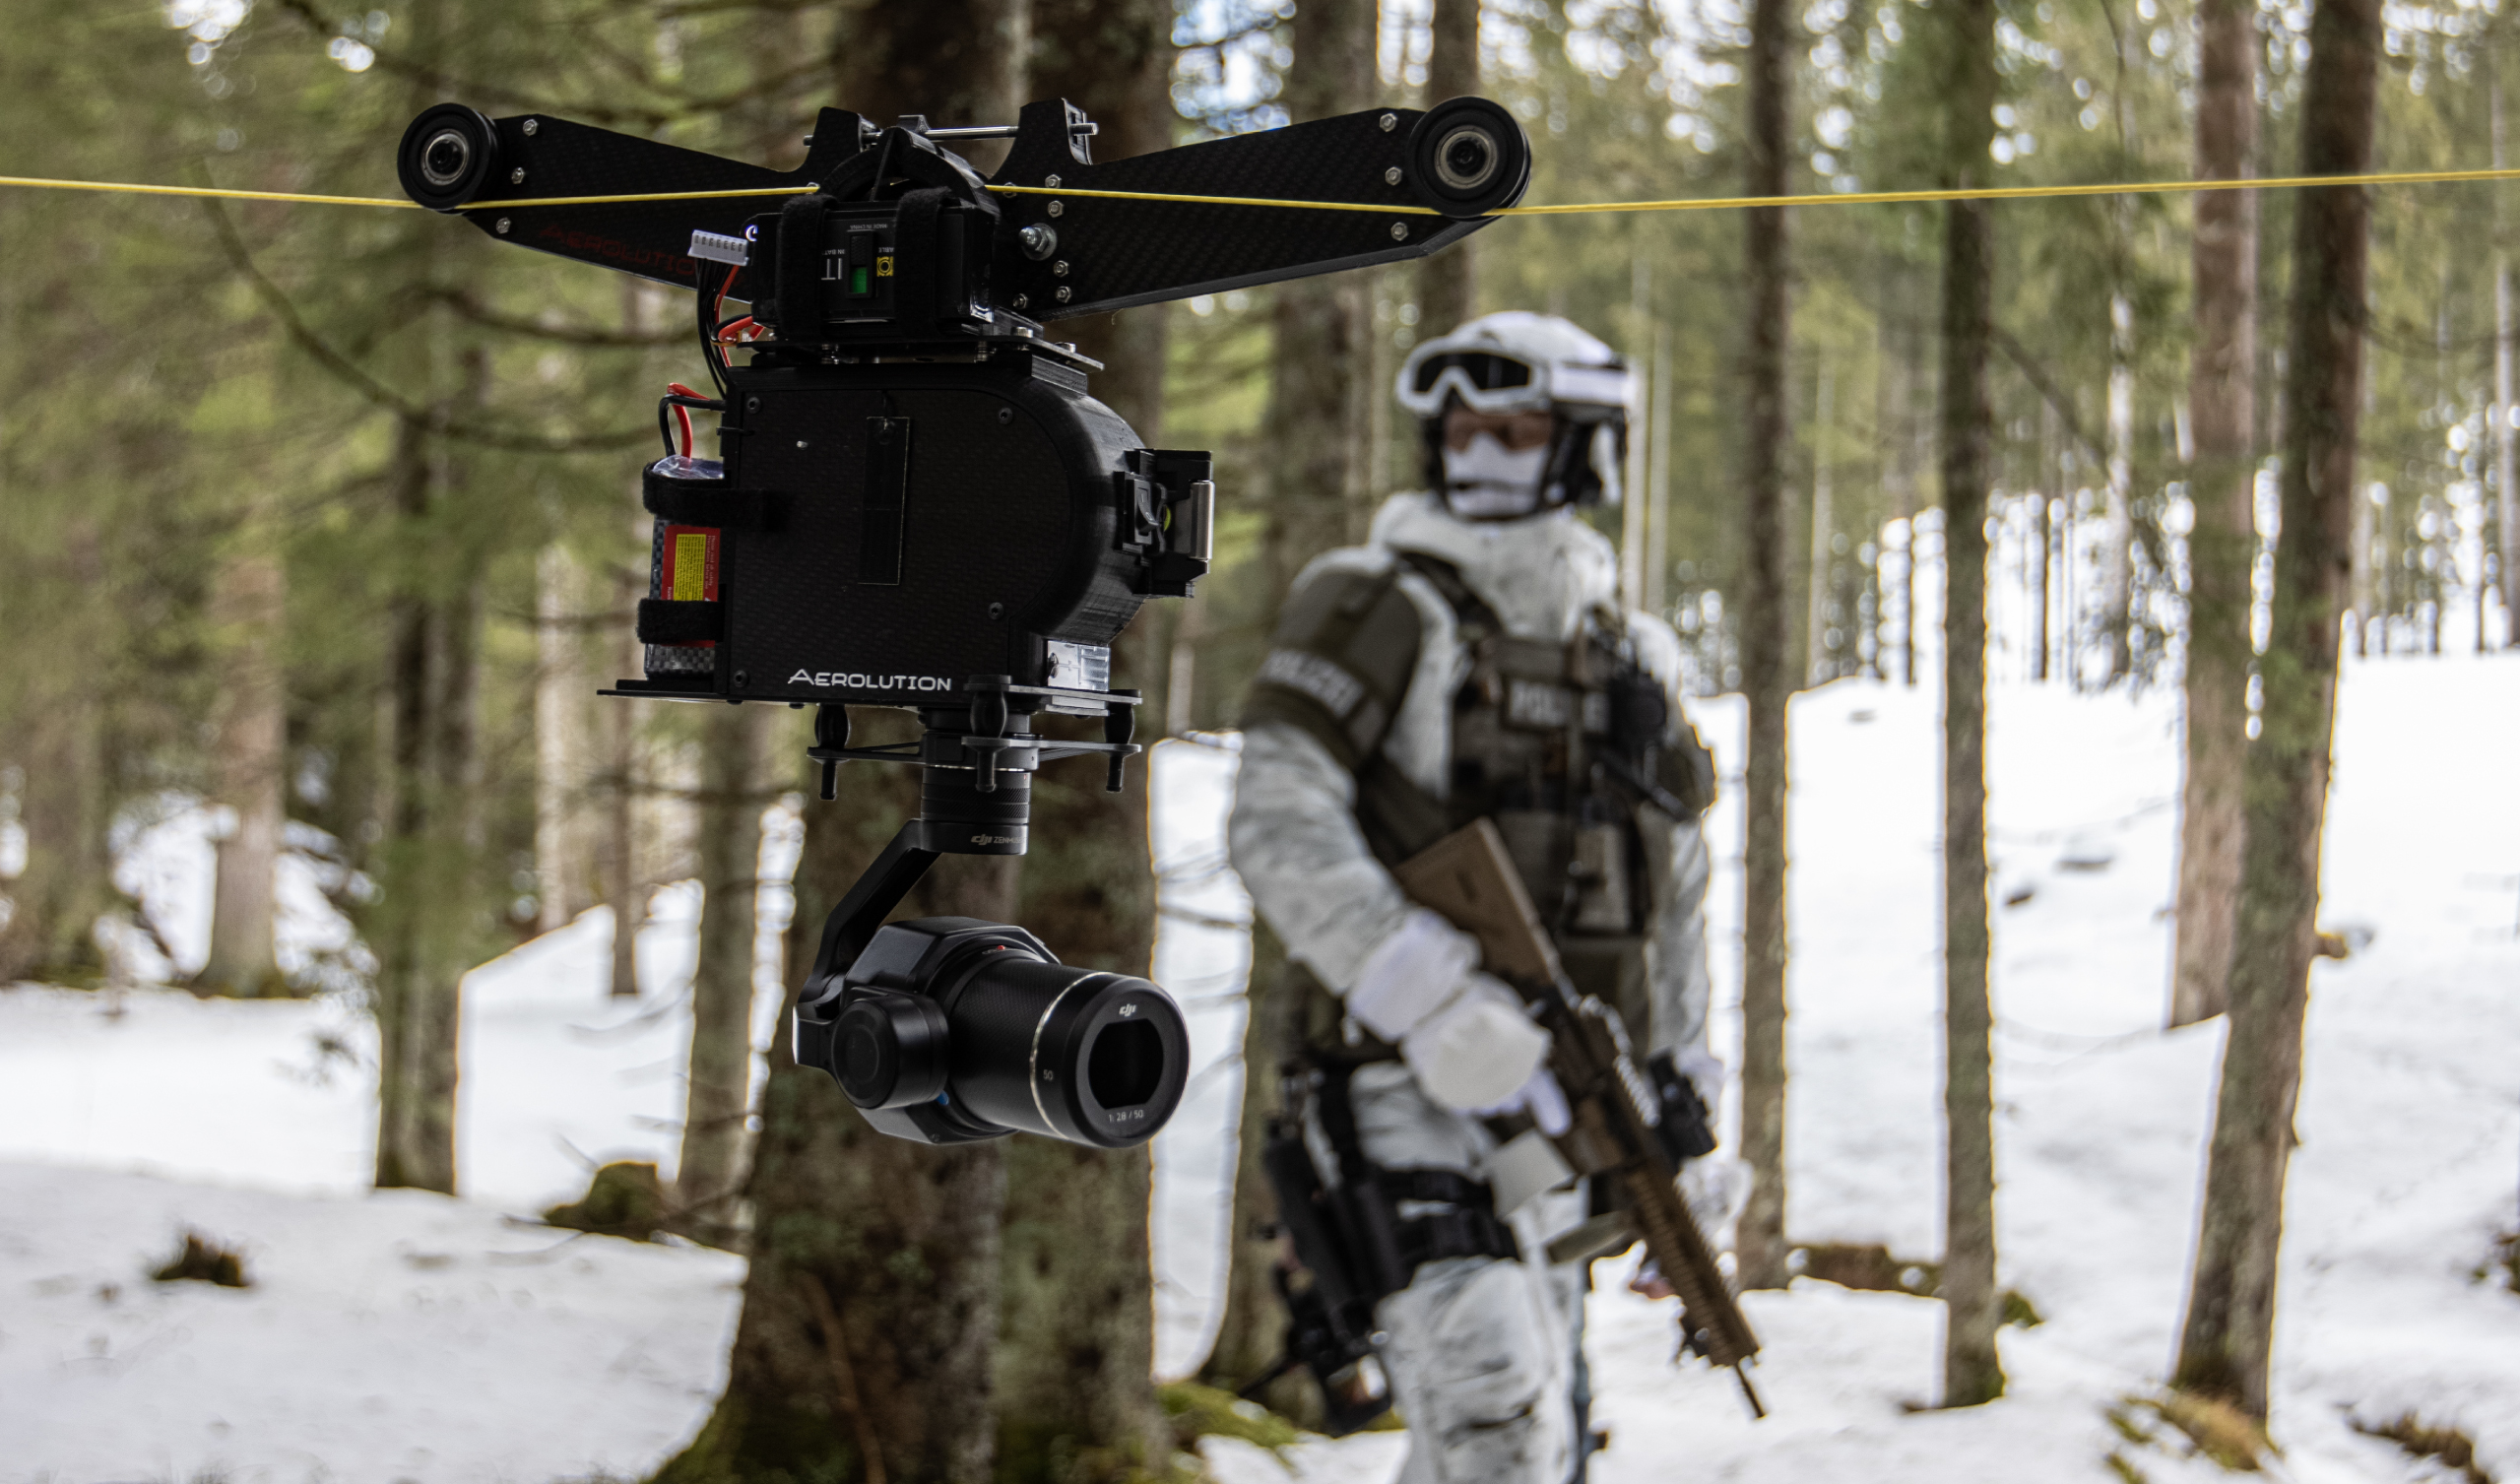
[5,163,2520,219]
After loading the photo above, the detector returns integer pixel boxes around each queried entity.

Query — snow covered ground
[3,656,2515,1483]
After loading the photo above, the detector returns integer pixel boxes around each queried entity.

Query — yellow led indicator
[672,533,710,601]
[875,255,895,278]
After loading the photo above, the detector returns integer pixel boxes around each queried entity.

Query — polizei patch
[788,671,956,692]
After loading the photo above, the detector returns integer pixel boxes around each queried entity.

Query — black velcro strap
[1395,1204,1518,1268]
[637,599,722,644]
[772,192,827,333]
[893,188,950,333]
[1382,1168,1495,1207]
[642,478,777,530]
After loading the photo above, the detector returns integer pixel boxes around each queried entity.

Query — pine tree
[2173,0,2381,1420]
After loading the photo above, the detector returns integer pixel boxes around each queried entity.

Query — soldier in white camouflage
[1230,311,1744,1484]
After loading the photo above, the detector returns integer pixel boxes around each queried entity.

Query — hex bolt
[1018,224,1058,260]
[797,439,809,449]
[522,118,539,136]
[1390,222,1409,241]
[1045,173,1062,188]
[1013,292,1031,309]
[1055,286,1071,303]
[1047,200,1064,218]
[1385,166,1403,186]
[1052,260,1069,278]
[1380,112,1398,131]
[495,217,511,234]
[510,166,527,184]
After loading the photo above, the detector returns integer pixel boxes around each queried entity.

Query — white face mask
[1441,432,1549,519]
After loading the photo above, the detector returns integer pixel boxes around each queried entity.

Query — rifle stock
[1393,818,1767,1417]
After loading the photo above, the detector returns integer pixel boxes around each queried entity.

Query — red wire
[667,381,705,459]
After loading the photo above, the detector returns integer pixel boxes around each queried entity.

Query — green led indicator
[851,266,871,295]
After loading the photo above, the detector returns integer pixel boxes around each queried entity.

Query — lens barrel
[819,917,1188,1148]
[1406,97,1531,219]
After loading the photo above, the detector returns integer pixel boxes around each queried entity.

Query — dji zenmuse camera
[398,92,1531,1149]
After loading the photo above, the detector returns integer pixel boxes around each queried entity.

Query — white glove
[1348,910,1552,1114]
[1468,1065,1571,1136]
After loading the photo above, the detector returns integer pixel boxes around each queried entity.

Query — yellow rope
[5,163,2519,218]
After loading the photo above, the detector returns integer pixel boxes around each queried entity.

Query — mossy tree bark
[985,7,1177,1475]
[1415,0,1481,336]
[2169,0,2260,1029]
[678,701,777,1225]
[2173,0,2378,1420]
[1199,0,1377,1409]
[199,526,288,998]
[1932,0,2005,1408]
[659,744,1014,1484]
[1732,0,1797,1294]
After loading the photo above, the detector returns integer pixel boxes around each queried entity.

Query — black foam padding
[637,598,723,644]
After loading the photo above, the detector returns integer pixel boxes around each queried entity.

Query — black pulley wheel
[399,103,501,213]
[1407,97,1531,219]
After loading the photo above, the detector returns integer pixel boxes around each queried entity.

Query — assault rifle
[1393,819,1767,1417]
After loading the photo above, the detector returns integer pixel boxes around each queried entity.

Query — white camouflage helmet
[1396,310,1635,510]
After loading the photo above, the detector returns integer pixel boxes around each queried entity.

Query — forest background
[0,0,2512,1474]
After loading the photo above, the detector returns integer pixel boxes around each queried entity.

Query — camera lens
[822,918,1190,1148]
[939,948,1187,1148]
[1435,126,1498,193]
[420,129,473,188]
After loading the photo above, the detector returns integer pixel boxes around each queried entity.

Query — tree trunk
[1806,358,1837,685]
[2100,294,2138,683]
[678,701,776,1226]
[199,535,288,998]
[1732,0,1796,1294]
[1259,0,1378,605]
[659,750,1011,1484]
[828,0,1031,177]
[1935,0,2005,1408]
[2034,402,2056,681]
[2169,0,2260,1029]
[0,613,111,988]
[1416,0,1481,335]
[992,6,1175,1469]
[2172,0,2377,1420]
[535,542,590,934]
[373,413,471,1196]
[605,554,645,1000]
[2496,72,2517,649]
[1200,923,1299,1403]
[1199,0,1380,1399]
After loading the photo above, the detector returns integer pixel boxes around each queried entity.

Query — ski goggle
[1395,348,1637,419]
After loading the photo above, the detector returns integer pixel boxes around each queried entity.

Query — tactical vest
[1244,548,1716,1067]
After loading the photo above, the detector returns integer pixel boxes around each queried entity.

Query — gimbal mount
[398,91,1534,1147]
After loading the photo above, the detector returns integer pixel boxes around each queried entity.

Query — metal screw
[1052,260,1069,278]
[745,396,761,413]
[988,602,1005,619]
[510,166,527,184]
[1385,166,1403,186]
[1047,200,1064,218]
[495,217,511,234]
[1055,286,1071,303]
[734,671,749,688]
[522,118,539,137]
[1013,292,1031,309]
[1390,222,1409,241]
[1017,224,1058,260]
[997,407,1013,424]
[1380,112,1398,132]
[1045,173,1062,188]
[797,439,809,449]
